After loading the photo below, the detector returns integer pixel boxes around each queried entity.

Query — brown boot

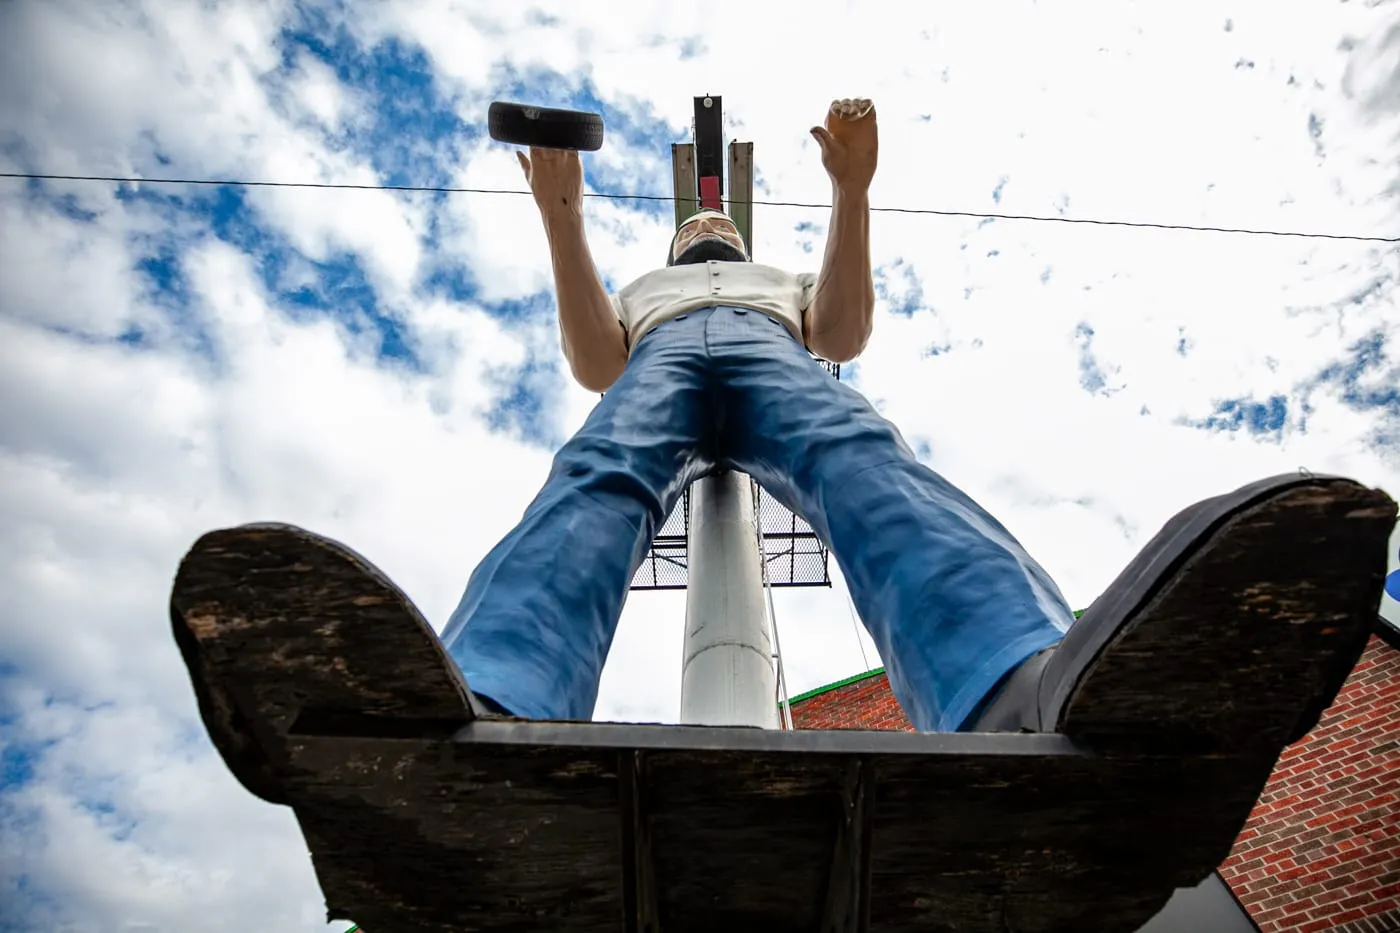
[967,474,1396,755]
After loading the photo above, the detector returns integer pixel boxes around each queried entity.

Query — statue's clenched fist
[810,98,878,193]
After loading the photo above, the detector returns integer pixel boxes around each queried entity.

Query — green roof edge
[784,667,887,707]
[784,609,1086,710]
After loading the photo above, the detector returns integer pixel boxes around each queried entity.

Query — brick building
[787,621,1400,932]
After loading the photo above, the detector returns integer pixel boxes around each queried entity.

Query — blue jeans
[440,307,1072,732]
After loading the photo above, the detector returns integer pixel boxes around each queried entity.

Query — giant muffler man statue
[164,97,1398,933]
[433,99,1394,760]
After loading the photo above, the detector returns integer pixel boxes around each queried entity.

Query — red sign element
[699,175,722,211]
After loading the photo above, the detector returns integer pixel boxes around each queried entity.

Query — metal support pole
[673,95,781,729]
[679,471,781,728]
[755,484,796,731]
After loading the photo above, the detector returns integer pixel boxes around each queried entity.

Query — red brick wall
[789,670,912,731]
[791,634,1400,933]
[1218,634,1400,933]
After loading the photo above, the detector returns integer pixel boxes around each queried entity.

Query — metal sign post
[630,94,840,730]
[677,94,777,729]
[679,469,779,727]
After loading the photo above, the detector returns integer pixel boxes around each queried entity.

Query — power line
[2,170,1397,244]
[843,585,872,672]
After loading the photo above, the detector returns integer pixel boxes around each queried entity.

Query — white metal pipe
[752,481,795,730]
[767,575,795,730]
[679,471,781,729]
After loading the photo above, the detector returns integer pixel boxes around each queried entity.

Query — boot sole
[169,523,478,804]
[1049,475,1395,753]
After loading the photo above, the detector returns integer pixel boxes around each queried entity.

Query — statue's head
[667,209,750,266]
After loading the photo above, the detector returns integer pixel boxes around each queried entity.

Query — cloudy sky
[2,0,1398,930]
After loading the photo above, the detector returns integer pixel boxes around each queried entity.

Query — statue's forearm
[805,185,875,363]
[542,208,628,393]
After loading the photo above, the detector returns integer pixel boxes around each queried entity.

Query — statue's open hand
[810,98,877,192]
[517,146,583,219]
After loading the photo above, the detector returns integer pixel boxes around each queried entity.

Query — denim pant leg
[711,308,1073,732]
[439,317,714,720]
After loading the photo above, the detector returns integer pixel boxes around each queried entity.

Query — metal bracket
[693,96,725,196]
[821,759,873,933]
[621,750,659,933]
[670,143,697,230]
[728,141,753,257]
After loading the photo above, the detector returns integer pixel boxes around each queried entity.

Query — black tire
[488,101,604,152]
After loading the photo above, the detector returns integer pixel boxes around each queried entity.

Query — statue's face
[672,215,747,264]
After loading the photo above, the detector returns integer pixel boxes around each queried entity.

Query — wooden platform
[278,719,1270,933]
[169,483,1399,933]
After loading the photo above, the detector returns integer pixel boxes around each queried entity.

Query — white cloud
[1,0,429,302]
[0,194,140,338]
[286,49,356,135]
[435,140,556,304]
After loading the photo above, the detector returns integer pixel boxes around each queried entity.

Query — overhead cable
[3,171,1396,243]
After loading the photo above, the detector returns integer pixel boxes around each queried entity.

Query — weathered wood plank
[272,725,1273,933]
[867,750,1267,932]
[287,736,627,932]
[644,748,847,932]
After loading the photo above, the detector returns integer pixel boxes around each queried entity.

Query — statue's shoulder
[618,265,680,294]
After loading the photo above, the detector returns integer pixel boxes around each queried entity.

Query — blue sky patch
[183,184,427,372]
[0,744,37,793]
[794,220,821,253]
[279,8,473,188]
[283,257,416,367]
[33,185,99,223]
[1300,328,1399,451]
[130,234,211,356]
[1073,322,1123,397]
[422,263,476,305]
[1309,329,1398,413]
[1,670,46,796]
[1191,394,1289,436]
[874,260,926,317]
[484,352,562,448]
[481,294,556,326]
